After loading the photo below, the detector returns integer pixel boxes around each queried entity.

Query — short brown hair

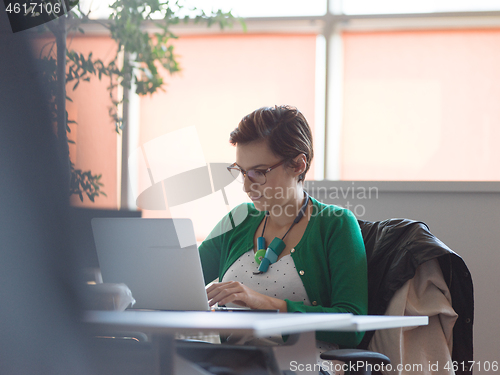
[229,105,313,181]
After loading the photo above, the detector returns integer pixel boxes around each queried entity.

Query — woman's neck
[267,188,307,228]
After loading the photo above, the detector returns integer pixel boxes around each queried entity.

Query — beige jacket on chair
[368,259,458,375]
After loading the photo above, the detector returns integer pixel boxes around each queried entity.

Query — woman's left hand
[206,281,287,312]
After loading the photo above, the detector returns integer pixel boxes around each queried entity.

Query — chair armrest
[320,348,390,365]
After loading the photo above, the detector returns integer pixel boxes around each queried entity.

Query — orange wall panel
[139,34,316,159]
[342,29,500,181]
[137,34,317,217]
[29,34,120,207]
[64,36,119,208]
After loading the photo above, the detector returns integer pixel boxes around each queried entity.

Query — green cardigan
[199,196,368,348]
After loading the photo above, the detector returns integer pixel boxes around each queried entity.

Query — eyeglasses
[227,160,286,185]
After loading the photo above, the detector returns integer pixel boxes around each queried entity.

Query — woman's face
[235,140,299,212]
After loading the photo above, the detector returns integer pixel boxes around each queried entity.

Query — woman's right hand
[206,281,287,312]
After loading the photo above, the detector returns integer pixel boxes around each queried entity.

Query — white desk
[336,315,429,331]
[84,311,353,337]
[84,311,428,375]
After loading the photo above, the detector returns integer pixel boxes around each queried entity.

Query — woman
[199,105,368,363]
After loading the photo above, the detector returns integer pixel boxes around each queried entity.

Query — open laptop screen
[92,218,209,311]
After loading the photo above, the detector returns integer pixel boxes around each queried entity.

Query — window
[341,28,500,181]
[68,1,500,213]
[343,0,500,14]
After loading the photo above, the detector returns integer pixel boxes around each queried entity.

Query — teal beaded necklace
[254,192,310,274]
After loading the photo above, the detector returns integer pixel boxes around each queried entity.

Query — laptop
[91,218,210,311]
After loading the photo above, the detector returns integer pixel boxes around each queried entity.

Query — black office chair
[321,218,474,375]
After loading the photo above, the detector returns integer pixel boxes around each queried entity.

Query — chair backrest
[357,218,474,374]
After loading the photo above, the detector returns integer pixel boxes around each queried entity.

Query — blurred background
[9,1,499,367]
[53,0,500,215]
